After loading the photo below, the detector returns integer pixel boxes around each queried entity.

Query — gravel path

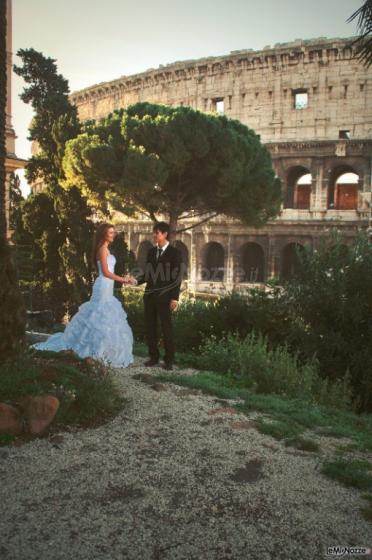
[0,355,371,560]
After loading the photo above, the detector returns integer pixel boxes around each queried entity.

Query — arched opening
[284,167,312,209]
[175,240,189,279]
[280,242,305,280]
[328,167,359,210]
[238,242,265,282]
[136,240,153,274]
[201,242,224,281]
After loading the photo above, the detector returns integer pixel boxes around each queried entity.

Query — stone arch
[175,240,189,279]
[280,242,306,280]
[136,240,153,273]
[201,242,225,281]
[328,165,360,210]
[237,242,265,282]
[284,166,312,209]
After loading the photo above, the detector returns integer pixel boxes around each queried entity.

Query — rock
[0,403,23,435]
[207,407,239,415]
[20,396,60,435]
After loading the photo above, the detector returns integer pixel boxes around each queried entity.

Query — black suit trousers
[144,293,175,364]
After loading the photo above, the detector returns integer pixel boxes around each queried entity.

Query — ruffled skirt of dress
[32,289,134,368]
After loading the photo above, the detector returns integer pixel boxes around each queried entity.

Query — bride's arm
[97,247,127,283]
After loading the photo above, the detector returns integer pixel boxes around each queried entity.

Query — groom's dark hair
[153,221,170,238]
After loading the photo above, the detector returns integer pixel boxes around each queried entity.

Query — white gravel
[0,355,371,560]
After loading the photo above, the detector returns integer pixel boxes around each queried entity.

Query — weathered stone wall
[70,36,372,143]
[65,36,372,292]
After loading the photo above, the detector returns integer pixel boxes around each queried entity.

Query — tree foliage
[0,238,27,359]
[14,48,80,185]
[62,102,282,238]
[282,230,372,412]
[13,49,96,319]
[347,0,372,68]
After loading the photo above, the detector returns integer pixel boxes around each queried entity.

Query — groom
[132,222,183,370]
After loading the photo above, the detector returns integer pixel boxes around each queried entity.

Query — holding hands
[120,276,177,310]
[121,275,137,285]
[169,300,178,311]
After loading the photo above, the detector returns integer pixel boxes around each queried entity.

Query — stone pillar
[225,233,234,290]
[126,225,132,252]
[267,236,277,279]
[320,163,331,210]
[360,163,372,214]
[188,229,197,293]
[311,159,324,210]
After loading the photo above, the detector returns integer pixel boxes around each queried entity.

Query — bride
[32,223,135,368]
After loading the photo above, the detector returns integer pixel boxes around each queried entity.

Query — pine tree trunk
[168,213,179,246]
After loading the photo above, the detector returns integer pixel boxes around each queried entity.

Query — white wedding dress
[32,254,134,368]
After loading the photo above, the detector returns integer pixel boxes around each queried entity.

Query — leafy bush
[0,349,125,428]
[283,230,372,412]
[0,238,26,359]
[120,289,147,339]
[181,331,353,410]
[123,289,294,353]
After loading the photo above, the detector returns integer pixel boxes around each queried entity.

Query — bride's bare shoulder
[97,245,108,261]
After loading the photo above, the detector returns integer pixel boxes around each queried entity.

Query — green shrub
[123,289,294,353]
[0,238,26,359]
[321,459,372,490]
[0,350,125,428]
[120,289,147,339]
[283,230,372,412]
[182,331,353,409]
[119,231,372,412]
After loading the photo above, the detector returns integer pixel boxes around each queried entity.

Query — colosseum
[67,36,372,294]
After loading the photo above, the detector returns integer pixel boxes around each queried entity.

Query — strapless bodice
[97,253,116,276]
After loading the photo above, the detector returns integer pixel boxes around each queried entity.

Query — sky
[11,0,362,195]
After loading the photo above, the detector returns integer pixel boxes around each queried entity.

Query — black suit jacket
[135,244,183,300]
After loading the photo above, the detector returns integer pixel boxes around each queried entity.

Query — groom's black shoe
[144,359,159,367]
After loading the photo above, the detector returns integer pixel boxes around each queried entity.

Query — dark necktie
[156,247,162,261]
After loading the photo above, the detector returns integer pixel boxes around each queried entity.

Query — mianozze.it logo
[326,546,371,557]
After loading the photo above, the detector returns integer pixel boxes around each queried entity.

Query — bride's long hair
[92,222,114,272]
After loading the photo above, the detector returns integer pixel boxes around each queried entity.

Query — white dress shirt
[132,241,170,285]
[156,240,169,257]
